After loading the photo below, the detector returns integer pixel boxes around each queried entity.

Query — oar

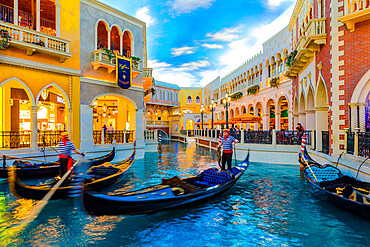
[19,153,86,226]
[217,146,222,169]
[233,143,237,167]
[304,160,319,183]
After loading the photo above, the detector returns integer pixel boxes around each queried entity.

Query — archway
[123,30,132,57]
[293,97,299,129]
[267,99,275,130]
[155,110,162,121]
[91,95,136,144]
[186,119,194,130]
[256,102,263,130]
[221,111,225,120]
[146,109,154,121]
[241,105,246,114]
[248,104,255,130]
[299,92,306,128]
[97,20,108,48]
[306,87,315,130]
[110,25,121,53]
[162,110,169,121]
[278,96,289,130]
[0,78,34,149]
[315,77,329,152]
[36,85,69,147]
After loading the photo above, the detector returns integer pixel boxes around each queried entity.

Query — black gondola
[0,148,115,179]
[9,149,134,200]
[83,152,250,216]
[299,148,370,219]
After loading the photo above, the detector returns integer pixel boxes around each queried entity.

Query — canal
[0,142,370,246]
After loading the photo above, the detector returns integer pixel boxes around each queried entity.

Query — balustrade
[358,132,370,158]
[0,3,13,24]
[38,131,62,147]
[0,131,30,149]
[244,131,272,144]
[322,131,330,154]
[93,130,134,145]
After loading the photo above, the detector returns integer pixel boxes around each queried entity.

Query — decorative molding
[0,55,81,76]
[80,77,143,92]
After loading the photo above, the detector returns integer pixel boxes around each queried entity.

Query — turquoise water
[1,142,370,246]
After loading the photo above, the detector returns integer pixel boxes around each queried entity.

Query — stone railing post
[272,129,277,147]
[241,130,245,143]
[124,130,127,143]
[354,128,359,156]
[30,106,38,151]
[312,130,316,150]
[343,128,348,153]
[101,129,105,145]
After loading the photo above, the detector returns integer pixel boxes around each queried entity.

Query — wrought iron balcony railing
[0,21,71,62]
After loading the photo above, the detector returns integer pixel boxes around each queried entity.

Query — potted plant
[130,56,141,70]
[286,50,297,67]
[270,77,280,88]
[0,29,11,50]
[231,92,243,101]
[103,47,115,63]
[247,85,260,95]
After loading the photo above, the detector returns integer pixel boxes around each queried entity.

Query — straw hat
[61,132,69,137]
[223,129,230,133]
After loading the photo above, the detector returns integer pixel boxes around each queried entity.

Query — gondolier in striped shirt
[58,132,84,176]
[217,129,239,171]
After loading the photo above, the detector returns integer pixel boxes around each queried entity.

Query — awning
[232,113,261,123]
[214,120,236,125]
[195,122,209,125]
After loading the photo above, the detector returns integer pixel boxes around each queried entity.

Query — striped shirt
[221,135,236,153]
[58,141,76,156]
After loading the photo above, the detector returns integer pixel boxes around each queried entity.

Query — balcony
[147,98,180,107]
[146,120,170,127]
[286,18,326,78]
[0,21,71,62]
[338,0,370,32]
[91,49,142,78]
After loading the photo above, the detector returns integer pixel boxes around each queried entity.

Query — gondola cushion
[203,168,232,184]
[305,165,341,182]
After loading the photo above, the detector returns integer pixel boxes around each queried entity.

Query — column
[298,112,306,129]
[30,106,38,151]
[107,28,111,50]
[36,0,40,32]
[315,106,329,152]
[56,3,61,36]
[67,107,72,139]
[80,104,94,150]
[275,110,281,130]
[13,0,18,25]
[288,110,293,130]
[135,109,144,146]
[305,110,315,130]
[120,35,123,55]
[359,103,366,132]
[349,103,358,130]
[262,114,269,131]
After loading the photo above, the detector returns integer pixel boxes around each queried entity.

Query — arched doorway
[97,20,108,48]
[0,78,34,149]
[315,77,329,153]
[293,97,299,128]
[256,102,263,130]
[146,109,154,121]
[306,87,315,130]
[162,110,169,121]
[155,110,162,121]
[267,99,275,130]
[299,93,306,129]
[37,85,69,147]
[186,119,194,130]
[92,95,136,144]
[278,96,289,130]
[248,104,255,130]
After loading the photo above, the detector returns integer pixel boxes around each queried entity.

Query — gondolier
[218,129,239,171]
[58,132,84,176]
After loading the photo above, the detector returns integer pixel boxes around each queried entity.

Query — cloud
[206,27,242,42]
[218,5,295,76]
[201,43,223,49]
[135,6,156,26]
[174,60,211,71]
[170,0,215,14]
[266,0,296,9]
[170,46,197,56]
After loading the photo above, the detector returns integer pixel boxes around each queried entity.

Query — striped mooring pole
[158,132,162,152]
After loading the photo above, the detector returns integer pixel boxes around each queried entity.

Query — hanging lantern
[115,109,118,114]
[93,100,98,107]
[103,102,107,112]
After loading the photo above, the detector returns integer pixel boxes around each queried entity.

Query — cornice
[82,0,146,28]
[81,77,144,92]
[0,55,81,76]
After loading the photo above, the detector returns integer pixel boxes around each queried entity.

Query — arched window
[160,90,163,100]
[97,21,108,49]
[187,96,192,105]
[123,31,132,57]
[170,92,173,101]
[175,92,178,102]
[110,26,121,53]
[195,96,200,104]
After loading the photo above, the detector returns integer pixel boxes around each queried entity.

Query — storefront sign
[20,110,31,119]
[57,96,65,104]
[116,55,132,90]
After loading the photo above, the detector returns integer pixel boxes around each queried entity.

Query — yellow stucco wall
[178,88,203,113]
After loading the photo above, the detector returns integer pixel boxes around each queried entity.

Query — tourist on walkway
[58,132,84,177]
[296,123,305,143]
[218,129,239,171]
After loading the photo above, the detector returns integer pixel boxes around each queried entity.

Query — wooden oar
[304,160,319,183]
[19,153,86,226]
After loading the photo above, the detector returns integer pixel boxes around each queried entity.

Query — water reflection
[0,142,369,247]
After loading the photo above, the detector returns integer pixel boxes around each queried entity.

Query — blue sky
[101,0,297,87]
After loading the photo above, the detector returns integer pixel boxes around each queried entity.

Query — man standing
[218,129,239,171]
[58,132,84,176]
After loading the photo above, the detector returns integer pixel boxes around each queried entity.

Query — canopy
[232,113,261,123]
[214,119,236,125]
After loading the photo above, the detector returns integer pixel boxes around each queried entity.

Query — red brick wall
[342,19,370,128]
[315,0,332,153]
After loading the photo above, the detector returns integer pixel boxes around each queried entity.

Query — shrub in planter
[0,29,11,50]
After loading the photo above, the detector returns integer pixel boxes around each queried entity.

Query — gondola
[0,148,115,179]
[83,152,250,216]
[9,149,134,200]
[299,147,370,219]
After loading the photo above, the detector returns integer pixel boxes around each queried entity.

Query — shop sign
[116,55,132,90]
[8,99,13,106]
[57,96,65,104]
[20,110,31,119]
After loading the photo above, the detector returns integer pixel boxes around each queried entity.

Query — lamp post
[209,98,217,129]
[222,92,231,128]
[200,105,204,130]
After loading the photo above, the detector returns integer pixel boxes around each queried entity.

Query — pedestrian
[217,129,239,171]
[296,123,305,143]
[102,124,107,138]
[58,132,84,177]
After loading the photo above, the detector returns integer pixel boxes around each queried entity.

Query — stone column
[272,129,276,147]
[67,107,72,139]
[262,114,269,131]
[305,110,315,130]
[288,110,293,130]
[349,103,358,130]
[135,109,144,146]
[298,112,306,129]
[14,0,18,25]
[80,104,94,151]
[275,110,281,130]
[36,0,40,32]
[293,113,299,130]
[358,103,366,132]
[30,106,38,151]
[315,106,329,152]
